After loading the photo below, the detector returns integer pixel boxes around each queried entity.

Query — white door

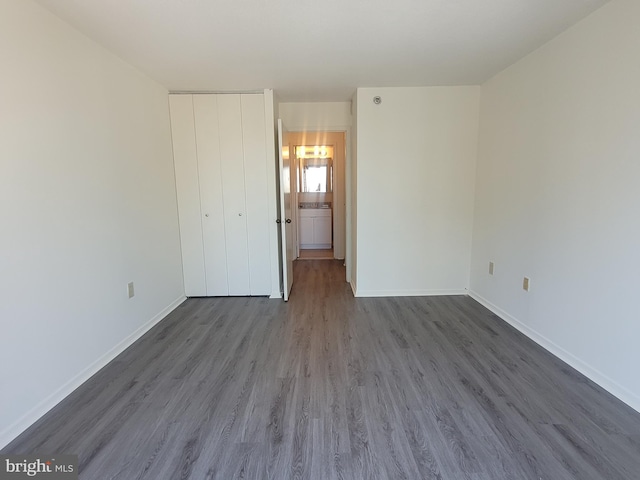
[277,119,294,300]
[193,95,229,296]
[169,95,206,296]
[218,95,251,295]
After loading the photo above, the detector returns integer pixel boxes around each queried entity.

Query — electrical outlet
[127,282,135,299]
[489,261,495,275]
[523,277,530,292]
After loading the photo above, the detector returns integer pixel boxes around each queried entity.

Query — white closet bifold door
[193,95,229,296]
[217,94,251,295]
[169,95,206,296]
[170,92,273,298]
[241,94,272,295]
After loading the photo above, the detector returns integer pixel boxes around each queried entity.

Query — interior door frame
[286,131,347,261]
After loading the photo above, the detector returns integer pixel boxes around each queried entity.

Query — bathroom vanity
[299,204,332,249]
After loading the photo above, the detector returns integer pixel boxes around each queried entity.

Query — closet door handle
[285,219,292,224]
[276,219,282,224]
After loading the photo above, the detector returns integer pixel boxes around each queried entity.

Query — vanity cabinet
[299,208,332,249]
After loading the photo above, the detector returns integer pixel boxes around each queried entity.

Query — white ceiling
[34,0,609,102]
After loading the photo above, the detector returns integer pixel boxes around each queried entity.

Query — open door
[277,119,294,300]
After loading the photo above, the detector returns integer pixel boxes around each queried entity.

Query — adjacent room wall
[278,102,351,131]
[470,0,640,411]
[0,0,185,446]
[355,87,480,296]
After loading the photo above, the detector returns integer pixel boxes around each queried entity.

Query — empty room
[1,0,639,478]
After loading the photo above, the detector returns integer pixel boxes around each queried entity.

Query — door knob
[204,214,209,217]
[286,218,292,224]
[276,219,282,224]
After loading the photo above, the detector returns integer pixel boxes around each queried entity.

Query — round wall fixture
[373,96,382,105]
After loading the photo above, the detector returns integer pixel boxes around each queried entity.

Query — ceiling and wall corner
[31,0,610,102]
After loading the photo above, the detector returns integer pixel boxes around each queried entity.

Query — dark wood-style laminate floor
[4,260,640,479]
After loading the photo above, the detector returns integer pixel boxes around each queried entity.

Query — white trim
[469,290,640,414]
[350,281,357,297]
[354,289,468,298]
[170,90,264,96]
[0,295,187,449]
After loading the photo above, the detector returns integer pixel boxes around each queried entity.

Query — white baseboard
[0,295,187,449]
[354,288,467,298]
[468,290,640,414]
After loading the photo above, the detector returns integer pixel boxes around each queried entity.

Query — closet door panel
[168,95,206,296]
[241,94,272,295]
[217,95,250,295]
[193,95,229,296]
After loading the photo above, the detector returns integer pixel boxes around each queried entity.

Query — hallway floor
[298,248,334,260]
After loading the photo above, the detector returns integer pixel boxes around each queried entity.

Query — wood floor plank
[3,259,640,479]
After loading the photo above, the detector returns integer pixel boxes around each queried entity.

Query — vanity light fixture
[296,145,333,159]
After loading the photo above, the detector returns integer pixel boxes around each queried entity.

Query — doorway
[286,131,346,262]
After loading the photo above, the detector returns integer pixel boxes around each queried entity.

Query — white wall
[0,0,185,447]
[355,87,480,296]
[278,102,351,131]
[471,0,640,411]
